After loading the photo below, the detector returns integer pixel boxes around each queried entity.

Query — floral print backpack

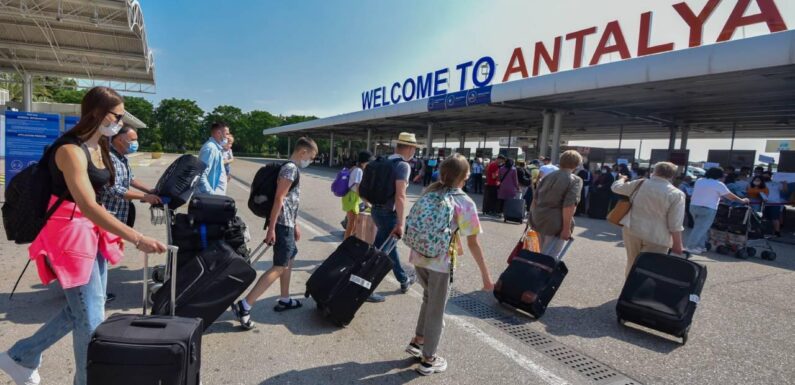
[404,189,461,258]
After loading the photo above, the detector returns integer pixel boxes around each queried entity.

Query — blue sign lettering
[417,72,433,99]
[402,77,416,101]
[456,61,473,90]
[4,111,61,187]
[433,68,449,96]
[473,56,496,87]
[390,82,402,105]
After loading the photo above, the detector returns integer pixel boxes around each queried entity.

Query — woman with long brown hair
[0,87,166,385]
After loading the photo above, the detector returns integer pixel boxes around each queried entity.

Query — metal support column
[347,140,352,162]
[680,126,689,150]
[551,110,563,163]
[426,122,433,158]
[539,110,552,158]
[366,128,372,152]
[507,129,513,149]
[329,132,335,167]
[729,122,737,159]
[668,126,677,151]
[23,73,33,112]
[286,136,291,157]
[459,133,465,151]
[617,125,624,152]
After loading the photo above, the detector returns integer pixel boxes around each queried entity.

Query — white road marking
[229,172,569,385]
[390,274,570,385]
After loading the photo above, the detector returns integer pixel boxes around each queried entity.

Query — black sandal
[274,299,302,312]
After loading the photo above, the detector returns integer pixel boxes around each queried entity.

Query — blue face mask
[127,140,139,154]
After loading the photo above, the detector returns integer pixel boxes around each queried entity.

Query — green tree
[273,115,318,155]
[154,98,204,151]
[243,110,281,153]
[125,96,158,146]
[51,88,87,104]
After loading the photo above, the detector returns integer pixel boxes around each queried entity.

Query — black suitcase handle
[143,244,179,316]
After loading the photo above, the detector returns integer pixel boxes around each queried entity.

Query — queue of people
[2,96,792,384]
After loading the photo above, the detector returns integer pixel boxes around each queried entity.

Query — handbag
[507,222,541,264]
[607,179,645,226]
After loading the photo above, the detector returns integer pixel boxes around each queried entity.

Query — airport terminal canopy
[0,0,155,90]
[265,2,795,144]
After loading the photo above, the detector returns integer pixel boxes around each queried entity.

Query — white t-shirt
[348,167,363,188]
[691,178,731,210]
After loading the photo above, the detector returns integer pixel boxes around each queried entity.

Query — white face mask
[299,158,312,168]
[100,121,122,137]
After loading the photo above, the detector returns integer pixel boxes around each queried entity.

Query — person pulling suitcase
[231,137,318,330]
[402,154,494,376]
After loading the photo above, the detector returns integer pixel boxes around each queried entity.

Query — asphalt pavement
[1,154,793,385]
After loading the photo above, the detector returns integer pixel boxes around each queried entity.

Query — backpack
[403,189,460,258]
[331,168,351,197]
[153,154,206,209]
[248,161,299,227]
[2,136,75,244]
[359,157,402,205]
[517,167,532,187]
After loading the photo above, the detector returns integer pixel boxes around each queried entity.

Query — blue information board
[428,86,492,112]
[64,115,80,132]
[4,111,61,186]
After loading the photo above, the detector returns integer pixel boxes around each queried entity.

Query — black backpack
[2,136,75,244]
[359,157,402,205]
[517,167,532,187]
[153,154,206,209]
[248,161,299,228]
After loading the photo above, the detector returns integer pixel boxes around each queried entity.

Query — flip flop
[273,299,303,312]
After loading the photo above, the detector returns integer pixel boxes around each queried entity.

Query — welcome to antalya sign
[360,0,789,110]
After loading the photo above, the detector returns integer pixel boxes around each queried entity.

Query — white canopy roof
[0,0,155,90]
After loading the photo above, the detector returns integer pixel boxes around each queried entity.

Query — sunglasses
[108,111,125,123]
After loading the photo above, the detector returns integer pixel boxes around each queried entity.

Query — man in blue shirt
[198,122,230,195]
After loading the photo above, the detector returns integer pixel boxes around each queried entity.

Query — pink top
[28,196,125,289]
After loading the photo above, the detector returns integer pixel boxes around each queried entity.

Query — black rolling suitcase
[188,193,236,224]
[616,252,706,344]
[503,198,526,223]
[151,241,262,331]
[88,247,203,385]
[154,155,206,209]
[494,238,572,318]
[305,236,396,326]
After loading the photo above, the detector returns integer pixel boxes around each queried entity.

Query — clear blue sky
[142,0,474,117]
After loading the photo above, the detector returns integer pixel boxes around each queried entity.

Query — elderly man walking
[611,162,686,276]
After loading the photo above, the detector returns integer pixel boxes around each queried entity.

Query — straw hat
[394,132,423,148]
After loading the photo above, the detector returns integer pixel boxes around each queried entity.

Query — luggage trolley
[147,197,176,305]
[708,203,777,260]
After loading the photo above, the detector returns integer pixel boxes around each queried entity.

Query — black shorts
[273,224,298,267]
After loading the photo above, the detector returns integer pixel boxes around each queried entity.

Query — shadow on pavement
[207,295,341,337]
[258,358,417,385]
[1,265,147,325]
[539,300,680,354]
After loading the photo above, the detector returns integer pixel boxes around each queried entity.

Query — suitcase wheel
[617,316,625,326]
[761,251,776,261]
[680,327,691,345]
[734,248,749,259]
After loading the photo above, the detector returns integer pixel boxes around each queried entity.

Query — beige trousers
[622,229,669,277]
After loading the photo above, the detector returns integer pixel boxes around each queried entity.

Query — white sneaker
[416,355,448,376]
[0,352,40,385]
[688,247,706,255]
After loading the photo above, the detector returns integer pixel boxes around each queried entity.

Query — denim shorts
[764,205,783,221]
[273,224,298,267]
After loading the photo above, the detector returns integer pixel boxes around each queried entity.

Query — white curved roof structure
[0,0,155,90]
